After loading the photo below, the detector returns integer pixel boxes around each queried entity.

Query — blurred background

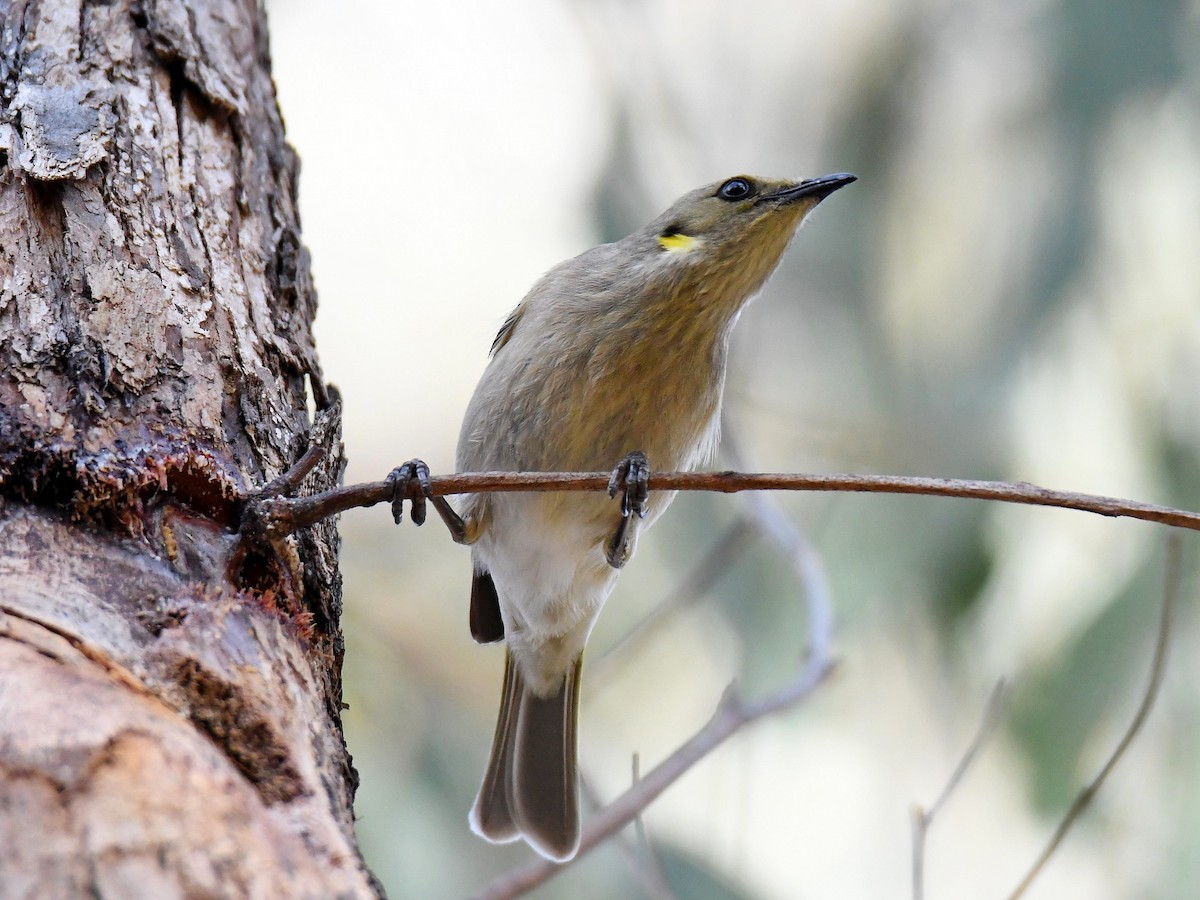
[267,1,1200,897]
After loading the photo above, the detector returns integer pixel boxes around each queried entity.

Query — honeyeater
[394,172,854,861]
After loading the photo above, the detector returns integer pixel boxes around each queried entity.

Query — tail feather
[468,651,522,843]
[511,657,581,860]
[469,651,582,862]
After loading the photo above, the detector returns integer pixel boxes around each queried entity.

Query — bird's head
[647,173,856,260]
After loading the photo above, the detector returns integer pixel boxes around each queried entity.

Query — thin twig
[256,470,1200,538]
[629,752,676,899]
[739,487,836,653]
[911,681,1008,900]
[591,519,756,684]
[259,443,326,497]
[1006,535,1180,899]
[578,773,677,900]
[721,422,835,658]
[471,653,837,900]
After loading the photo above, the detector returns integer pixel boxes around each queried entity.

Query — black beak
[764,172,857,204]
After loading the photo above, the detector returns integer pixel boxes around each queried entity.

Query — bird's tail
[469,649,582,862]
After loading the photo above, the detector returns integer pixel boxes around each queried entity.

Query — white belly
[473,492,626,694]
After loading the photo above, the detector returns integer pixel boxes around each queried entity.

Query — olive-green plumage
[460,172,855,861]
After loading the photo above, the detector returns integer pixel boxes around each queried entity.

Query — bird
[391,171,855,862]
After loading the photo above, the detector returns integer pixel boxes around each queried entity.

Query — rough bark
[0,0,376,895]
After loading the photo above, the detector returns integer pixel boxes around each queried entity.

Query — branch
[628,753,676,900]
[471,652,836,900]
[1006,535,1179,899]
[590,520,755,684]
[720,421,835,660]
[911,681,1008,900]
[579,764,677,900]
[254,469,1200,538]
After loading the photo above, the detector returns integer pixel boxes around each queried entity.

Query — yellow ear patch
[657,232,702,253]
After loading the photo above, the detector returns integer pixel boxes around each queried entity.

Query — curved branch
[471,655,837,900]
[1007,536,1179,899]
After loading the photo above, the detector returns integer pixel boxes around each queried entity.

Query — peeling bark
[0,0,375,895]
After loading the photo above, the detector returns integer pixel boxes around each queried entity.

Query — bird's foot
[605,450,649,568]
[387,459,468,541]
[388,459,433,525]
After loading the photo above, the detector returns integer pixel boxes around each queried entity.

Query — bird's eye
[717,177,755,201]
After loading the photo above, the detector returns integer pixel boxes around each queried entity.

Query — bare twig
[591,519,756,684]
[911,681,1008,900]
[739,487,836,652]
[579,772,677,900]
[576,772,681,900]
[238,400,342,542]
[1006,536,1180,899]
[255,470,1200,539]
[629,753,675,899]
[471,652,836,900]
[721,422,835,657]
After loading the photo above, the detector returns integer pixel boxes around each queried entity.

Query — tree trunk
[0,0,377,895]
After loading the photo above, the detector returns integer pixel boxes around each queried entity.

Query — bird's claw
[607,450,649,520]
[606,451,649,568]
[388,459,433,526]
